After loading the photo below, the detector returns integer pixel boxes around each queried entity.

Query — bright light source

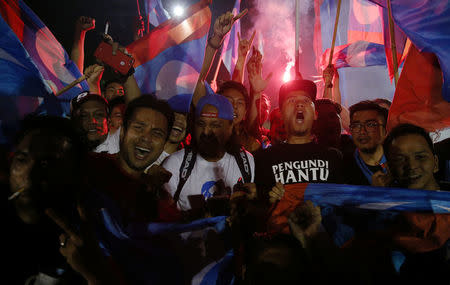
[283,71,291,83]
[173,5,184,17]
[283,61,295,83]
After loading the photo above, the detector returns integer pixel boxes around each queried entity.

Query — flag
[267,183,450,251]
[145,0,170,28]
[220,0,241,74]
[0,0,88,144]
[314,0,395,106]
[385,0,450,102]
[347,0,384,45]
[128,0,212,113]
[320,40,386,71]
[367,0,409,82]
[99,203,234,285]
[387,44,450,135]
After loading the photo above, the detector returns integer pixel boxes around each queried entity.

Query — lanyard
[354,149,387,184]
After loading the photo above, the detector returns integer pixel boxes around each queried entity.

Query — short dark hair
[383,123,435,157]
[315,98,342,115]
[103,79,123,90]
[15,115,84,155]
[217,80,250,108]
[349,100,388,125]
[372,98,392,109]
[108,96,126,115]
[123,94,174,138]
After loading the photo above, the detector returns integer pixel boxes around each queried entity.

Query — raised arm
[192,9,248,107]
[84,64,104,95]
[232,31,255,83]
[71,16,95,73]
[247,47,272,129]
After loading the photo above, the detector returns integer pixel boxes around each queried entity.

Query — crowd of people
[3,9,450,285]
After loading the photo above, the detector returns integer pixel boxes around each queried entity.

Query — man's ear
[433,154,439,173]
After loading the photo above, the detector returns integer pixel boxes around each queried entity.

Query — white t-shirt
[162,149,255,211]
[93,127,120,154]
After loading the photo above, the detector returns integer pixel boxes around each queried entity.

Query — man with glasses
[343,100,389,185]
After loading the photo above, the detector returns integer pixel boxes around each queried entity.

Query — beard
[197,133,223,159]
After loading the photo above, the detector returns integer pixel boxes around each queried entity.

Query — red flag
[387,44,450,133]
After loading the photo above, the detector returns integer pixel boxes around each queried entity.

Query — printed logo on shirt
[201,181,217,198]
[271,159,330,184]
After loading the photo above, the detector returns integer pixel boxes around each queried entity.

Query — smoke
[246,0,314,108]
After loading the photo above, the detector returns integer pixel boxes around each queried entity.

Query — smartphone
[93,42,135,75]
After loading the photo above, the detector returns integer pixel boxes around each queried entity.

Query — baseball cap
[278,79,317,108]
[70,91,109,116]
[196,83,234,121]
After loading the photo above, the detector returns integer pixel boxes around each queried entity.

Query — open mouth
[357,136,370,144]
[408,174,421,183]
[172,126,183,134]
[233,113,238,119]
[296,111,304,122]
[135,146,150,159]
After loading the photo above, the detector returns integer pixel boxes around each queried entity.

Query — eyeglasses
[349,121,384,132]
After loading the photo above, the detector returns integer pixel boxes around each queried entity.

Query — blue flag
[381,0,450,102]
[320,40,386,70]
[145,0,171,28]
[221,0,241,74]
[0,0,88,143]
[128,0,211,113]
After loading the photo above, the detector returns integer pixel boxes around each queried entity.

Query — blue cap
[195,83,234,121]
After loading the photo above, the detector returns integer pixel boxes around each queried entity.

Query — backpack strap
[233,147,252,183]
[173,147,197,202]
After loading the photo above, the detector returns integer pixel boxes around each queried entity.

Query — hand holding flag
[211,8,247,46]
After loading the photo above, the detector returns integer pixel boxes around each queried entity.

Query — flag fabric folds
[127,0,211,113]
[314,0,395,106]
[320,40,386,71]
[387,44,450,134]
[220,0,241,74]
[94,182,449,284]
[0,0,88,144]
[387,0,450,102]
[268,183,450,252]
[145,0,171,28]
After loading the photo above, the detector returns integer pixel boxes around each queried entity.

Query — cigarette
[8,188,25,201]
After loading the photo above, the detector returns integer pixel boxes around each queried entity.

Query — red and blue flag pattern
[220,0,241,75]
[0,0,88,144]
[145,0,170,28]
[372,0,450,102]
[314,0,395,106]
[128,0,211,113]
[320,40,386,70]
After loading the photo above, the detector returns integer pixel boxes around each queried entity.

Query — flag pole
[387,0,399,86]
[55,75,87,96]
[328,0,342,67]
[295,0,301,79]
[211,58,222,90]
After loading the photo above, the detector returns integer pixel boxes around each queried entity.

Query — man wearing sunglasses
[343,100,389,185]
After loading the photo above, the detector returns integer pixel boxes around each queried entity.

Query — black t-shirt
[342,152,383,186]
[254,142,344,191]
